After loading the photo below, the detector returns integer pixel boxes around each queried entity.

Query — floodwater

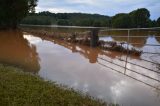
[0,29,160,106]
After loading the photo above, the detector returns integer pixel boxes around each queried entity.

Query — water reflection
[30,32,160,85]
[100,30,160,48]
[0,30,40,73]
[25,33,160,106]
[1,29,160,106]
[41,36,139,63]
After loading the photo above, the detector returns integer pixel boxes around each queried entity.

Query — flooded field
[0,28,160,106]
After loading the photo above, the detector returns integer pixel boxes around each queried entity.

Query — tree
[21,16,51,25]
[21,12,110,27]
[57,13,68,19]
[38,11,56,17]
[148,19,157,27]
[20,8,154,28]
[157,17,160,27]
[93,20,102,27]
[112,13,132,28]
[57,19,71,26]
[0,0,38,29]
[129,8,150,28]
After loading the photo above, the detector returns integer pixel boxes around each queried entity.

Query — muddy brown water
[0,29,160,106]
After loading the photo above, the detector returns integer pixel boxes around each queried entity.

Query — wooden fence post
[90,29,99,47]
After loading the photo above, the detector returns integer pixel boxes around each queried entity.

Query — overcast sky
[36,0,160,20]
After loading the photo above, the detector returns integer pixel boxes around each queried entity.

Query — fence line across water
[98,27,160,91]
[23,25,160,90]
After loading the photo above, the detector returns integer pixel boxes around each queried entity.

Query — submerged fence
[22,25,160,90]
[98,27,160,90]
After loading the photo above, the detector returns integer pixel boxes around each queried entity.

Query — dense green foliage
[111,8,158,28]
[0,64,110,106]
[112,13,132,28]
[0,0,38,29]
[22,12,111,27]
[21,8,160,28]
[157,17,160,27]
[129,8,150,27]
[22,16,52,25]
[1,1,159,29]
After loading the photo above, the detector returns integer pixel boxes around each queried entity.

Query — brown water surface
[0,29,160,106]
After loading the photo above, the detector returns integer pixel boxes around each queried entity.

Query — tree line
[21,12,110,27]
[0,0,160,29]
[21,8,160,28]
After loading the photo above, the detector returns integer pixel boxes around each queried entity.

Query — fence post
[90,29,99,47]
[124,30,130,74]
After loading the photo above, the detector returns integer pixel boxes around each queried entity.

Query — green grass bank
[0,64,116,106]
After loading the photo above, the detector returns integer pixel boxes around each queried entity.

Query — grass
[0,64,113,106]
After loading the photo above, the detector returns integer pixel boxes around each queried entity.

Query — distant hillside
[21,12,111,27]
[21,8,160,28]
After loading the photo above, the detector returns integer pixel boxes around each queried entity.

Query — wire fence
[22,25,160,90]
[98,27,160,90]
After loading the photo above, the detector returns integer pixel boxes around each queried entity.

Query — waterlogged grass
[0,64,116,106]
